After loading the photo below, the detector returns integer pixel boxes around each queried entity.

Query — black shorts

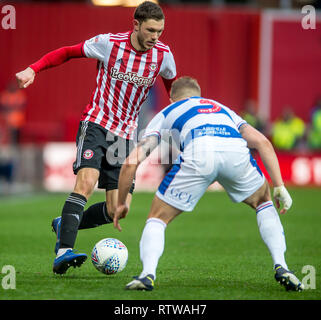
[73,121,135,193]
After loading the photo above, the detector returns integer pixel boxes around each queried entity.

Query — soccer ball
[91,238,128,275]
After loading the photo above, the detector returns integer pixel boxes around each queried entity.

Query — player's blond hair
[170,76,201,101]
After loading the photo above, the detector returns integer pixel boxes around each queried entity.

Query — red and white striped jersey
[80,31,177,140]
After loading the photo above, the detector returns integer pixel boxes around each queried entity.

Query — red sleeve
[162,76,177,97]
[29,42,86,74]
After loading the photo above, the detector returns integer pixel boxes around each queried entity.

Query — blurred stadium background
[0,0,321,195]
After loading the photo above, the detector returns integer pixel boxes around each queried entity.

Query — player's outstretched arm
[240,123,292,213]
[15,43,85,89]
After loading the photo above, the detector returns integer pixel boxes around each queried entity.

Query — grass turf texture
[0,188,320,300]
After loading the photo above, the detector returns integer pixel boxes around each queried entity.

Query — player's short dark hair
[171,76,201,100]
[134,1,164,23]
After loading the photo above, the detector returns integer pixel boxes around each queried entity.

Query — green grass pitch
[0,187,320,300]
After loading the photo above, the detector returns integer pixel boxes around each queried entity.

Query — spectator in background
[271,107,306,151]
[0,81,25,194]
[0,159,14,194]
[0,115,14,194]
[307,97,321,150]
[241,100,268,158]
[242,99,266,134]
[0,81,27,145]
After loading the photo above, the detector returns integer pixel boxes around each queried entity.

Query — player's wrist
[274,182,284,189]
[28,65,37,75]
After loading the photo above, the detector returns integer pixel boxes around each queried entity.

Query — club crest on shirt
[83,149,94,160]
[149,63,158,72]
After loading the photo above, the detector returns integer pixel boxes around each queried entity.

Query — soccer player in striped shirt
[16,1,177,274]
[114,77,304,292]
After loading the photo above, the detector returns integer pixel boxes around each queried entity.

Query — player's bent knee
[75,178,96,196]
[147,211,169,224]
[243,180,271,209]
[147,196,182,225]
[74,169,99,199]
[74,184,95,199]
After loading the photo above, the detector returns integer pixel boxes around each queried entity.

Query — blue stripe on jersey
[250,153,263,177]
[183,124,242,148]
[158,156,184,195]
[238,121,247,130]
[162,98,189,118]
[171,105,234,133]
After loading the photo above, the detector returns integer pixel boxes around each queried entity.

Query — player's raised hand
[16,67,35,88]
[113,204,129,232]
[273,185,292,214]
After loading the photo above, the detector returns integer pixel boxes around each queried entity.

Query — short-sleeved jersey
[143,96,249,153]
[80,31,177,140]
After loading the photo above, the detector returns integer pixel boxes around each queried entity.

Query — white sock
[256,201,288,270]
[139,218,167,280]
[57,248,72,258]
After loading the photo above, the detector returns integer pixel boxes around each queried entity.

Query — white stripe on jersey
[129,48,159,129]
[85,61,103,122]
[114,52,148,137]
[84,40,113,123]
[155,40,169,51]
[112,48,137,137]
[101,41,126,127]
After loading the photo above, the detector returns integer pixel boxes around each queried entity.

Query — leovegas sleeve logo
[197,99,221,113]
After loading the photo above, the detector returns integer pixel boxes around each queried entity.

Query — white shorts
[156,151,265,212]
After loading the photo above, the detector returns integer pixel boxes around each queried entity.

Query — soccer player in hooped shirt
[15,1,177,274]
[114,77,304,292]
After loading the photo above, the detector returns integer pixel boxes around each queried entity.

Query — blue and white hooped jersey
[143,96,249,153]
